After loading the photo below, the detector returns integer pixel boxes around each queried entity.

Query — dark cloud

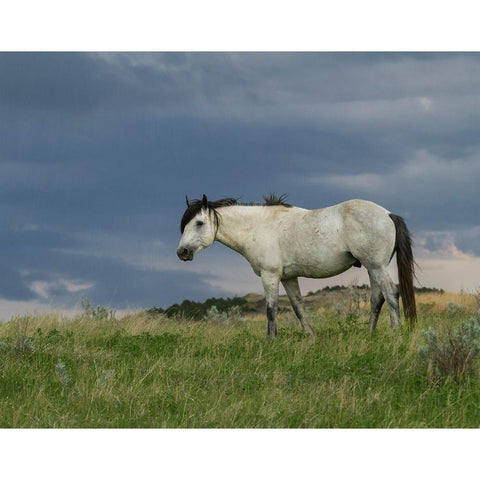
[0,225,226,308]
[452,228,480,257]
[0,266,36,301]
[0,53,117,112]
[1,52,480,309]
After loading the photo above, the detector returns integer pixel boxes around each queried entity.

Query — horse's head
[177,194,218,261]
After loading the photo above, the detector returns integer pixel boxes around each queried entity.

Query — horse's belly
[281,252,354,279]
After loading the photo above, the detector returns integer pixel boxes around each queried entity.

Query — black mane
[262,193,291,207]
[180,194,292,233]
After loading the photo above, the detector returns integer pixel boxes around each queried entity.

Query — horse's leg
[261,270,280,339]
[368,267,400,328]
[367,273,385,330]
[281,278,314,335]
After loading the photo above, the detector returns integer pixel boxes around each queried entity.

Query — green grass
[1,306,480,428]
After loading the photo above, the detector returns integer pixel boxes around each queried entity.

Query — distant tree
[414,286,445,294]
[149,296,248,320]
[149,285,445,320]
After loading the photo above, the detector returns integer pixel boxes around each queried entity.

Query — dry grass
[415,291,478,311]
[0,290,479,428]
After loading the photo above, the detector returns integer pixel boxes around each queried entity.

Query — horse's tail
[389,213,417,326]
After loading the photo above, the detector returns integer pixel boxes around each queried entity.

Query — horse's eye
[196,220,204,227]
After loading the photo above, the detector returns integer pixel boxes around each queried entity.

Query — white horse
[177,194,416,338]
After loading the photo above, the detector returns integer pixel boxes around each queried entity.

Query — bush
[55,360,71,397]
[446,301,465,316]
[80,299,116,320]
[204,305,245,322]
[335,285,369,323]
[418,317,480,382]
[7,316,35,357]
[153,296,248,320]
[14,337,35,356]
[0,341,9,354]
[144,306,165,317]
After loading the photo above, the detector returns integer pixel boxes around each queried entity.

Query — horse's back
[286,199,390,237]
[277,199,396,277]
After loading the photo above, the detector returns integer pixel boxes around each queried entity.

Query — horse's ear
[186,195,191,207]
[202,194,208,208]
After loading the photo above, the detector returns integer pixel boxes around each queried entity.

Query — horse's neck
[215,206,266,255]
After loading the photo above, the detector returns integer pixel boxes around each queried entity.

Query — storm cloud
[1,52,479,317]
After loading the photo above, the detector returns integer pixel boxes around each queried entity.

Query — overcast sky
[1,52,479,318]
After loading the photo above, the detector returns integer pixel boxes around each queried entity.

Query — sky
[1,52,480,318]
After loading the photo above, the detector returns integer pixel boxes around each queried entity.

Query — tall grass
[0,295,479,428]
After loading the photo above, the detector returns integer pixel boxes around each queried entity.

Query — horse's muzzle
[177,247,194,261]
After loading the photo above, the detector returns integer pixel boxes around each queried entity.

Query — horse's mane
[180,194,292,233]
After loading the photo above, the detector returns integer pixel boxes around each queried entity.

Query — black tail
[389,213,417,326]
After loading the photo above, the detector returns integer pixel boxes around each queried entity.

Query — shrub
[81,298,116,320]
[335,285,369,323]
[446,301,465,316]
[14,337,35,356]
[418,317,480,382]
[145,306,165,317]
[7,316,35,357]
[0,340,10,354]
[55,360,71,397]
[96,369,115,386]
[204,305,227,322]
[204,305,245,322]
[157,296,248,320]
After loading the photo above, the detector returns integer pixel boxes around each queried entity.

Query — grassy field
[1,291,479,428]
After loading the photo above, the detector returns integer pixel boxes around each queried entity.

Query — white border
[1,1,479,51]
[1,429,478,479]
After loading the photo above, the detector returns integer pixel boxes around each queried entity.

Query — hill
[0,287,479,427]
[148,285,460,320]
